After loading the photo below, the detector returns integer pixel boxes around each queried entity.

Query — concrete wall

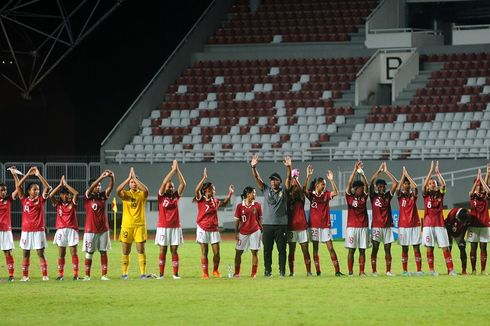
[453,26,490,45]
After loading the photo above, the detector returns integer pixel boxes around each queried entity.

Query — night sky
[1,0,212,161]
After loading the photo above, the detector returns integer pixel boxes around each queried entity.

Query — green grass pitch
[1,235,488,325]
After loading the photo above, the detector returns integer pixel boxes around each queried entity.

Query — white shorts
[309,228,333,243]
[83,231,111,252]
[345,227,369,249]
[0,231,14,251]
[196,225,220,244]
[423,227,450,248]
[466,227,490,243]
[155,227,184,246]
[53,228,79,247]
[371,227,395,244]
[236,230,262,251]
[20,231,47,250]
[398,227,422,246]
[287,229,308,243]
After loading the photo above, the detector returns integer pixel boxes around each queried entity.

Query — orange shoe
[212,271,221,278]
[201,274,209,279]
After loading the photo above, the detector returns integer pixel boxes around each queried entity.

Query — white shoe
[156,275,164,280]
[371,272,379,277]
[386,271,395,277]
[172,275,181,280]
[448,270,458,276]
[82,276,91,281]
[429,270,439,276]
[42,276,49,281]
[415,271,424,276]
[100,275,110,281]
[21,276,30,282]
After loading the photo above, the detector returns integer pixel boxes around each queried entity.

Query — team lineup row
[0,158,489,282]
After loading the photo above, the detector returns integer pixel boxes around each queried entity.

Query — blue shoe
[121,274,129,280]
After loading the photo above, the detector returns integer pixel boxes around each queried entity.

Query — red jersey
[55,200,78,230]
[234,201,262,235]
[288,199,308,231]
[157,191,181,228]
[21,195,47,232]
[470,193,490,227]
[306,190,332,228]
[196,197,220,232]
[397,192,420,228]
[84,193,110,233]
[445,208,474,237]
[346,193,368,227]
[0,195,14,231]
[370,191,394,228]
[423,191,445,227]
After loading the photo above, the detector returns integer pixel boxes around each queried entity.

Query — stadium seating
[336,52,490,160]
[208,0,379,44]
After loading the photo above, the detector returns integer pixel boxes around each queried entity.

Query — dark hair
[309,177,325,192]
[88,178,97,187]
[241,186,255,200]
[0,182,6,188]
[375,179,387,186]
[352,180,364,189]
[26,182,38,192]
[60,186,70,195]
[201,182,213,196]
[457,208,469,223]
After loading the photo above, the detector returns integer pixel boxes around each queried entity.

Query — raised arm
[194,168,207,201]
[62,177,79,204]
[220,184,235,206]
[485,163,490,186]
[303,165,313,192]
[327,170,339,198]
[132,174,149,199]
[160,161,177,195]
[383,162,399,194]
[369,162,383,196]
[9,166,20,199]
[477,168,490,194]
[49,177,64,206]
[470,169,481,197]
[116,170,132,199]
[360,170,369,195]
[104,170,115,198]
[404,167,418,196]
[175,161,186,196]
[434,161,446,192]
[396,167,406,195]
[345,162,360,194]
[422,161,434,194]
[33,167,51,198]
[251,154,265,191]
[15,167,36,198]
[284,156,292,190]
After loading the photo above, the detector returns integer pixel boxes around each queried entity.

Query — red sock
[371,255,377,273]
[288,252,295,274]
[304,254,311,273]
[313,255,321,274]
[481,253,487,272]
[443,250,454,273]
[159,253,166,276]
[359,255,365,274]
[330,253,340,273]
[101,254,108,275]
[58,258,65,277]
[234,263,240,276]
[347,257,354,274]
[427,251,434,271]
[415,251,422,272]
[22,258,30,277]
[201,257,208,275]
[470,248,477,272]
[385,255,392,273]
[6,253,14,277]
[172,254,179,275]
[72,255,79,277]
[85,258,92,277]
[251,264,258,276]
[401,252,408,272]
[40,257,48,277]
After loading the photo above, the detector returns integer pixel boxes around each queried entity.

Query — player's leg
[22,249,31,281]
[347,248,355,276]
[100,250,109,279]
[288,241,296,276]
[170,245,180,278]
[426,246,436,274]
[401,245,409,274]
[442,246,455,275]
[211,242,221,277]
[470,242,478,274]
[261,225,273,277]
[326,240,342,275]
[359,248,366,276]
[69,245,79,279]
[457,240,467,275]
[37,247,48,280]
[234,249,244,277]
[57,246,66,280]
[250,249,259,278]
[4,249,14,281]
[312,240,321,275]
[200,242,209,278]
[437,228,455,275]
[413,244,423,274]
[480,242,487,274]
[121,241,132,278]
[299,240,312,276]
[135,241,147,278]
[384,242,393,275]
[371,240,380,275]
[158,245,167,278]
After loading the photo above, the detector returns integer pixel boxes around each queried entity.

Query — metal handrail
[369,28,440,34]
[453,24,490,30]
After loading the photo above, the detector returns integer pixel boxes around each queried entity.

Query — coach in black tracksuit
[251,154,291,277]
